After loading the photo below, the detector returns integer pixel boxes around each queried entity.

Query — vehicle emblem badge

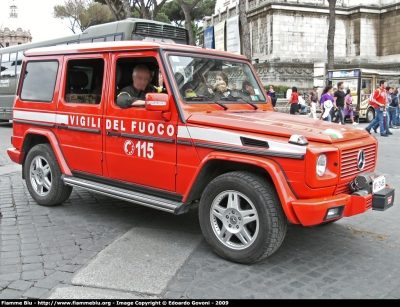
[357,150,365,171]
[124,140,135,156]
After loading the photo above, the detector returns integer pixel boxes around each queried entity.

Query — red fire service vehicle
[7,42,395,263]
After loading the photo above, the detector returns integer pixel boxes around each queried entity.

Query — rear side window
[65,58,104,104]
[20,61,58,102]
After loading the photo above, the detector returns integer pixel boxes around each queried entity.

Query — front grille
[341,144,376,179]
[366,195,373,210]
[335,182,352,195]
[135,23,187,42]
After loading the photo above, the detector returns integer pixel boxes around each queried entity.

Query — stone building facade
[203,0,400,89]
[0,27,32,47]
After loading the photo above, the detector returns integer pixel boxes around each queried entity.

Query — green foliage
[161,0,216,26]
[54,0,113,33]
[191,0,216,21]
[161,0,182,25]
[154,12,171,24]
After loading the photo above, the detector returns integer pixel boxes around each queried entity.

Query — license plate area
[372,175,386,194]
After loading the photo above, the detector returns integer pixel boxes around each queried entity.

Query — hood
[186,111,370,144]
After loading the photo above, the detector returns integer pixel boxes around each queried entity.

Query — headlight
[316,154,327,177]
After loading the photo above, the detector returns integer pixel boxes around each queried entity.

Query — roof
[23,41,248,61]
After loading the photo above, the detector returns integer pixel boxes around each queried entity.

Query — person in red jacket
[286,86,299,115]
[366,80,388,137]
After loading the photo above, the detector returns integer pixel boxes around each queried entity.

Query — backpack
[369,89,381,103]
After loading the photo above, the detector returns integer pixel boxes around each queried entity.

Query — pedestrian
[334,82,346,124]
[330,87,338,120]
[397,87,400,126]
[365,80,389,137]
[344,89,358,125]
[388,88,398,129]
[298,93,309,115]
[371,86,393,135]
[309,85,319,119]
[286,86,299,115]
[320,85,334,121]
[267,85,277,107]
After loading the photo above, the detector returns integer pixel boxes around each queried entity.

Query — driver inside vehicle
[116,65,155,108]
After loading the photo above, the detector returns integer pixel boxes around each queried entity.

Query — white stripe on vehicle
[177,126,191,139]
[13,110,69,125]
[178,126,306,154]
[14,110,56,123]
[55,114,69,124]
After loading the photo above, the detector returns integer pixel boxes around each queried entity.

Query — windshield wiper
[213,100,228,110]
[232,92,258,110]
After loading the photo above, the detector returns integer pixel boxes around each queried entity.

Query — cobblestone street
[1,121,400,299]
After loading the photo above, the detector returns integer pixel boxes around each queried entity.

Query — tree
[54,0,113,33]
[327,0,336,71]
[238,0,251,60]
[160,0,215,45]
[95,0,129,20]
[177,0,202,46]
[96,0,168,20]
[162,0,216,27]
[161,0,183,27]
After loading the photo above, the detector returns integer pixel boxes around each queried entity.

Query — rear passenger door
[56,54,108,176]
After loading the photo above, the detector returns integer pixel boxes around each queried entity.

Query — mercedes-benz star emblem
[357,150,366,171]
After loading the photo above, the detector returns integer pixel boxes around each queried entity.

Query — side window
[16,52,24,77]
[65,58,104,104]
[114,57,163,105]
[93,37,105,42]
[106,36,114,41]
[114,34,122,41]
[0,53,15,80]
[20,61,59,102]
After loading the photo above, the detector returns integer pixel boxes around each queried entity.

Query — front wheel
[24,144,72,206]
[199,171,287,264]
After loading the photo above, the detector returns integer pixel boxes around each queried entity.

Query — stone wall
[380,8,400,56]
[254,61,314,93]
[203,0,400,88]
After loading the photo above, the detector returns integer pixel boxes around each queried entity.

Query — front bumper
[291,188,393,226]
[7,147,24,164]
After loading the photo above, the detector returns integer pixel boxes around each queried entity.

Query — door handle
[106,131,121,137]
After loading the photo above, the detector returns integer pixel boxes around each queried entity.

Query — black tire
[199,171,287,264]
[365,108,375,123]
[24,144,72,206]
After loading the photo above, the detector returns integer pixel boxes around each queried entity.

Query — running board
[62,176,189,215]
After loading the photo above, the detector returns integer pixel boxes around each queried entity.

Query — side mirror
[145,93,170,111]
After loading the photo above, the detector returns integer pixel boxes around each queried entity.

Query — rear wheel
[365,108,375,123]
[199,171,287,264]
[24,144,72,206]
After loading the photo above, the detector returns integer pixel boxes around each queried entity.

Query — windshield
[167,55,266,103]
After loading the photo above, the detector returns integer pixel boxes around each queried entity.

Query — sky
[0,0,77,43]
